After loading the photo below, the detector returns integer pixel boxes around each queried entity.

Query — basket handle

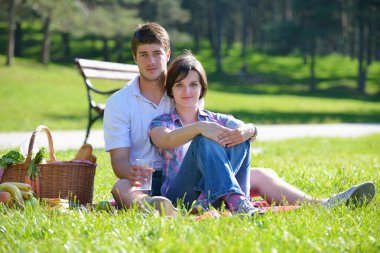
[24,125,56,165]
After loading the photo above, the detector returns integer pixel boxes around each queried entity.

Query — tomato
[0,191,13,207]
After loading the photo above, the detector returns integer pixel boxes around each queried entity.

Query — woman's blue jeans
[166,135,251,208]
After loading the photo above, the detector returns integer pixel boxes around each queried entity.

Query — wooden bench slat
[76,58,139,72]
[82,68,139,81]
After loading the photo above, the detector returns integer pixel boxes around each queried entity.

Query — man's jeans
[166,135,251,208]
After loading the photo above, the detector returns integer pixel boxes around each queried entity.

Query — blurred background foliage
[0,0,379,94]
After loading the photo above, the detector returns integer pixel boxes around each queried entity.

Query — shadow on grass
[207,72,380,102]
[207,109,380,125]
[43,113,86,121]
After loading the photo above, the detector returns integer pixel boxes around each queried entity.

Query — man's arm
[109,147,153,186]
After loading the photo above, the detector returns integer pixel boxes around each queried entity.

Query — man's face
[134,43,170,82]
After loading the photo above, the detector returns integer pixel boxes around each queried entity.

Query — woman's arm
[150,121,227,149]
[218,123,258,147]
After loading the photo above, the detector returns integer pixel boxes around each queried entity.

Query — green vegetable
[0,150,25,168]
[27,147,47,180]
[95,200,112,212]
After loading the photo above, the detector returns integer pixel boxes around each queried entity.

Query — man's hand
[109,147,154,187]
[128,164,155,187]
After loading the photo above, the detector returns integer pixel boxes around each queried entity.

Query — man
[104,23,176,215]
[104,23,375,216]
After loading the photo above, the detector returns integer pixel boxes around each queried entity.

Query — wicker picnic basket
[0,125,96,204]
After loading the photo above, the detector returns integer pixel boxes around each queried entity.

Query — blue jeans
[166,135,251,208]
[151,170,162,197]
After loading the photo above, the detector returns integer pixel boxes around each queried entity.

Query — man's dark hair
[131,23,170,58]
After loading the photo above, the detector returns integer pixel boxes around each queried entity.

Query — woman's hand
[199,121,229,144]
[218,124,256,147]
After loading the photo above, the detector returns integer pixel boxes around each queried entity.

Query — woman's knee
[193,134,216,146]
[194,134,250,151]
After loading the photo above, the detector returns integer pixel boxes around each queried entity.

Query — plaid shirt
[149,109,242,197]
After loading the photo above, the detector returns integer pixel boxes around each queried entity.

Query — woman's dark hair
[166,51,208,99]
[131,23,170,58]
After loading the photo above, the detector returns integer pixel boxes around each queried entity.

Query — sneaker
[322,181,376,208]
[140,196,177,216]
[190,199,210,214]
[233,198,259,216]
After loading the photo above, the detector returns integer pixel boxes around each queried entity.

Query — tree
[292,0,341,91]
[138,0,190,58]
[1,0,29,66]
[351,0,380,93]
[83,1,142,61]
[26,0,86,64]
[240,0,249,75]
[6,0,16,66]
[180,1,209,52]
[206,0,238,73]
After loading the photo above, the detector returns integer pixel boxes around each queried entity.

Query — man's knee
[112,179,133,206]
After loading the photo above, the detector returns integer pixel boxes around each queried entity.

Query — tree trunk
[357,1,366,93]
[366,15,372,66]
[61,32,71,61]
[102,38,110,61]
[241,0,249,76]
[41,15,51,65]
[15,22,23,57]
[207,14,214,52]
[115,37,124,62]
[309,47,316,92]
[213,0,223,73]
[349,24,356,60]
[193,11,201,52]
[6,0,16,66]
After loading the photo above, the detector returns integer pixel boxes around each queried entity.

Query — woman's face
[172,70,202,109]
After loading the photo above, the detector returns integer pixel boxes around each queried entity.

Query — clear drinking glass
[134,158,154,191]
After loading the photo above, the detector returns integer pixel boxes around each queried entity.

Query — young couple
[104,23,375,216]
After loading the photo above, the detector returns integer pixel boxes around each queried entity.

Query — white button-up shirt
[104,76,173,167]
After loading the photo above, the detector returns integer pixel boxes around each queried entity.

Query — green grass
[1,54,379,132]
[1,134,379,252]
[193,43,380,94]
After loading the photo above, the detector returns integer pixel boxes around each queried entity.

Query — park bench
[75,58,139,143]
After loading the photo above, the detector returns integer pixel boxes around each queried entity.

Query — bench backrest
[75,58,139,81]
[74,58,140,143]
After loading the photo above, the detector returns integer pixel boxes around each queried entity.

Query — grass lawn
[1,134,379,252]
[0,54,379,132]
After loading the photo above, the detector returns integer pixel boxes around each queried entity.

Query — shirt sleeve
[216,113,244,129]
[149,114,170,132]
[148,114,170,148]
[103,95,131,151]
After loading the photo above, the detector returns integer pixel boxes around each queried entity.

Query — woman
[149,51,258,215]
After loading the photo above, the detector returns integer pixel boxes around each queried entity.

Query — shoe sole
[144,196,177,216]
[347,182,376,207]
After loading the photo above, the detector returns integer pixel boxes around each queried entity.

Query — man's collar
[132,76,169,102]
